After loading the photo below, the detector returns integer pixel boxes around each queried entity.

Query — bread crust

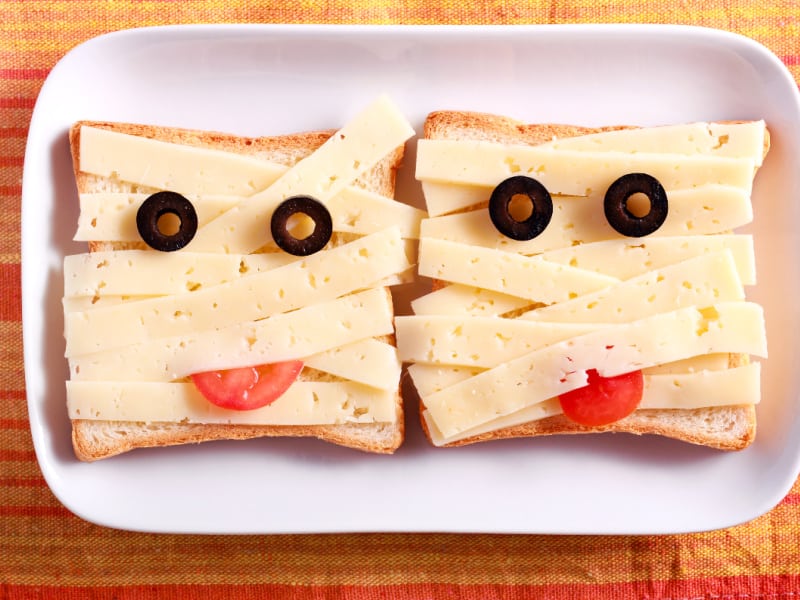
[68,121,406,460]
[418,110,767,451]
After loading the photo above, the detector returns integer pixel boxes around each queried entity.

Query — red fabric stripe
[781,54,800,65]
[0,419,31,430]
[2,577,800,600]
[0,449,36,460]
[0,477,47,487]
[0,68,49,79]
[0,97,36,108]
[0,390,27,400]
[0,127,29,138]
[0,156,24,167]
[0,505,72,518]
[0,263,20,320]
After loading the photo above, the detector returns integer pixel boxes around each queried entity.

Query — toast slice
[407,110,769,450]
[65,109,413,460]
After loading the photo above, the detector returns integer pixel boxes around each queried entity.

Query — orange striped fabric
[2,1,800,599]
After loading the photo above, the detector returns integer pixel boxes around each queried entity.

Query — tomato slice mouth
[190,361,304,411]
[558,368,644,427]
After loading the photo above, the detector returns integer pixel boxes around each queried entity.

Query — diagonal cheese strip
[302,339,401,390]
[418,238,619,303]
[67,380,398,425]
[423,302,767,438]
[416,140,756,195]
[395,316,605,368]
[520,250,743,324]
[75,186,426,242]
[410,284,531,317]
[64,227,409,356]
[188,95,416,254]
[423,363,762,446]
[407,354,732,398]
[68,288,396,383]
[419,185,753,252]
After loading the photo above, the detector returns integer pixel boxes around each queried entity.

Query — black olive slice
[270,195,333,256]
[603,173,668,238]
[488,176,553,241]
[136,191,198,252]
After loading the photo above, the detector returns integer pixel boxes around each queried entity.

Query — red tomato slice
[558,369,643,427]
[190,361,303,411]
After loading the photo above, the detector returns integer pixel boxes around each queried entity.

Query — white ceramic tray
[22,24,800,534]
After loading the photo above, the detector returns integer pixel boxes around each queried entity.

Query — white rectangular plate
[22,24,800,534]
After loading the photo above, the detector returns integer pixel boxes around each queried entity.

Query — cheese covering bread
[401,110,770,450]
[64,97,419,460]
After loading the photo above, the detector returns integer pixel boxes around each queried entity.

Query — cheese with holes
[423,303,766,438]
[64,227,409,356]
[410,284,531,317]
[419,185,753,252]
[416,140,756,194]
[423,363,761,445]
[67,380,397,424]
[68,288,395,383]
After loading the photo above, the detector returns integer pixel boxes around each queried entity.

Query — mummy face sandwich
[398,112,769,449]
[63,96,422,460]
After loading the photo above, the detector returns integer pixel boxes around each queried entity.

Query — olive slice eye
[136,191,198,252]
[488,176,553,241]
[270,195,333,256]
[603,173,668,238]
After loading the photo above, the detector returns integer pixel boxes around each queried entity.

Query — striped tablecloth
[2,1,799,598]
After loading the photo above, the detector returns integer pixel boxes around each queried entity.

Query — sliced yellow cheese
[67,380,398,425]
[521,251,744,323]
[63,250,296,297]
[419,185,753,253]
[410,284,531,317]
[69,288,395,383]
[416,140,756,195]
[188,96,416,254]
[75,186,426,242]
[75,192,237,241]
[541,235,755,285]
[423,363,761,445]
[538,121,766,166]
[65,227,409,356]
[303,339,401,390]
[421,181,488,217]
[418,238,619,303]
[424,302,766,438]
[395,315,604,368]
[79,127,286,197]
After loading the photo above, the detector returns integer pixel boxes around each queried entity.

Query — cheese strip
[418,238,619,303]
[188,96,416,254]
[65,227,409,356]
[75,193,238,241]
[303,339,401,390]
[521,251,743,324]
[407,354,732,397]
[419,185,753,254]
[421,182,488,217]
[537,121,766,166]
[541,235,755,285]
[64,250,296,297]
[68,288,396,382]
[395,316,604,368]
[79,127,286,197]
[423,363,762,445]
[75,187,426,242]
[67,380,398,425]
[410,284,531,317]
[416,140,756,194]
[424,302,766,438]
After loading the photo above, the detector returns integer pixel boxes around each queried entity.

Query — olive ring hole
[489,176,554,241]
[271,196,333,256]
[603,173,668,238]
[136,191,198,252]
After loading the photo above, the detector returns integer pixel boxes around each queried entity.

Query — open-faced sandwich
[398,110,769,450]
[63,96,423,460]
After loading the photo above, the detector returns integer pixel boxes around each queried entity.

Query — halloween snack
[398,111,769,449]
[63,96,422,460]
